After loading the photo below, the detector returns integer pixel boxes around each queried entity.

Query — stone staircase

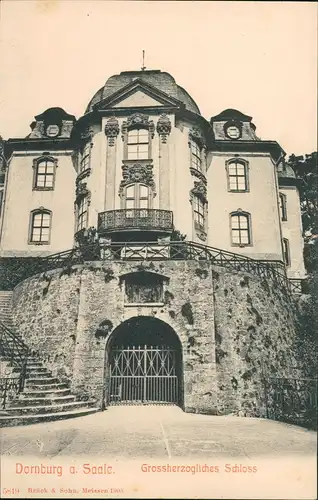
[0,293,100,427]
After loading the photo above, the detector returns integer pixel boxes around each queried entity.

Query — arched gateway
[105,317,183,406]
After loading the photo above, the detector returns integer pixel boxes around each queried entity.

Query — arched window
[80,141,91,173]
[230,211,251,246]
[124,184,151,215]
[279,193,287,221]
[33,156,57,189]
[29,209,52,244]
[283,238,290,266]
[127,128,149,160]
[226,159,249,192]
[77,196,88,231]
[190,139,202,172]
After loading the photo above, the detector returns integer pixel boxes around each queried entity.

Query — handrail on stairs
[0,321,29,409]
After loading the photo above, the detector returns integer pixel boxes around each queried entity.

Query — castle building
[0,69,307,423]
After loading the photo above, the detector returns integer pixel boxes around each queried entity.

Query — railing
[0,241,290,292]
[98,209,173,233]
[288,278,309,294]
[0,321,29,409]
[263,376,317,429]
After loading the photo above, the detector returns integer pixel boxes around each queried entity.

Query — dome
[277,162,296,179]
[85,70,201,115]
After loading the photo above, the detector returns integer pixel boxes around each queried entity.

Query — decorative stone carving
[156,114,172,143]
[29,121,45,139]
[104,116,119,146]
[190,180,207,203]
[189,127,205,148]
[80,127,94,141]
[189,167,207,184]
[196,230,207,242]
[60,120,74,138]
[121,113,155,140]
[119,163,155,194]
[75,182,91,203]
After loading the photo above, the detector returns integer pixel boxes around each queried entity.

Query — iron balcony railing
[98,209,173,233]
[1,240,292,294]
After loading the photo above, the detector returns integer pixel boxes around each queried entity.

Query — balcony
[98,209,173,234]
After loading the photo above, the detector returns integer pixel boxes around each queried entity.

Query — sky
[0,0,317,157]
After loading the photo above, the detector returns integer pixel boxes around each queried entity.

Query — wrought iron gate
[108,345,179,405]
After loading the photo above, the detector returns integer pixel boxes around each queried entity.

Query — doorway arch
[105,316,183,407]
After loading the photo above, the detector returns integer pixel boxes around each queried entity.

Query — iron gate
[108,345,179,405]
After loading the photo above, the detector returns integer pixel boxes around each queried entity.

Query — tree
[287,152,317,241]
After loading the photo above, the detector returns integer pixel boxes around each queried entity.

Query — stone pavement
[1,405,316,458]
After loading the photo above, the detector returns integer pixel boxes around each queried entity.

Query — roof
[277,163,296,179]
[85,70,201,115]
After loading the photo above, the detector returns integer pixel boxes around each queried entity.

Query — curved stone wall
[12,260,299,414]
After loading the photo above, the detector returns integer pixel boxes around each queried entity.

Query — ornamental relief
[189,166,207,184]
[119,163,156,195]
[156,114,172,143]
[190,180,207,203]
[104,116,120,146]
[75,182,91,202]
[189,127,205,148]
[121,113,155,140]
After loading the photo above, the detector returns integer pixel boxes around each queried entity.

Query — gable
[112,90,165,109]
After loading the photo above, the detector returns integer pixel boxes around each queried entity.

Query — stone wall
[11,260,298,415]
[213,266,299,417]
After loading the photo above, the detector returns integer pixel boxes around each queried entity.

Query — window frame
[226,158,249,193]
[76,195,89,232]
[79,141,92,174]
[192,194,205,229]
[230,211,252,247]
[33,155,57,191]
[279,193,287,221]
[190,139,202,172]
[29,209,52,245]
[123,126,152,161]
[282,238,291,266]
[122,183,152,213]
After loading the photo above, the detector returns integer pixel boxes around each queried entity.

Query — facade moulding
[121,112,155,140]
[104,117,119,146]
[156,114,172,143]
[119,163,156,196]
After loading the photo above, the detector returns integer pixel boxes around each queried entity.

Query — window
[30,210,51,244]
[125,273,164,304]
[124,184,150,217]
[127,128,149,160]
[227,159,248,192]
[283,238,290,266]
[193,195,205,228]
[34,159,55,189]
[80,142,91,172]
[231,212,251,245]
[77,196,88,231]
[190,140,202,171]
[279,193,287,221]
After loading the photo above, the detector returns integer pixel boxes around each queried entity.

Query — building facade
[0,69,307,422]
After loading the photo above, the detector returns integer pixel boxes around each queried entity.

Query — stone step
[21,388,72,398]
[0,407,100,427]
[25,371,54,379]
[3,400,97,416]
[25,376,61,385]
[9,395,76,407]
[25,381,69,390]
